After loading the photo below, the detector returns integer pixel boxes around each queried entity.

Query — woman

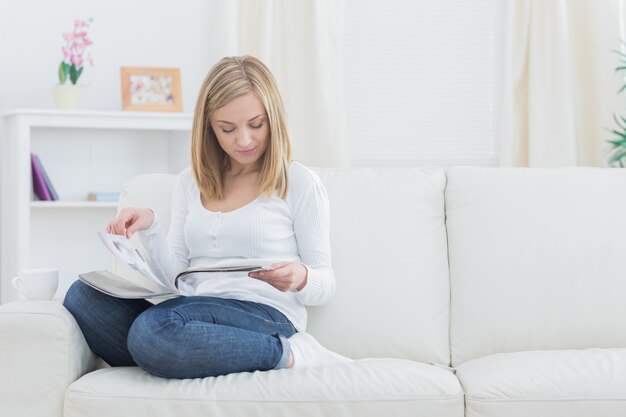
[64,55,349,379]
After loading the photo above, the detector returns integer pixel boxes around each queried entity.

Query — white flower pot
[51,84,84,110]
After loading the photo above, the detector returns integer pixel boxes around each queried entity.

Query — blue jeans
[63,280,296,378]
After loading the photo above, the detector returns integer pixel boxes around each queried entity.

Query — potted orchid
[52,18,94,109]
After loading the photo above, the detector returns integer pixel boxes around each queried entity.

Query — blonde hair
[191,55,292,200]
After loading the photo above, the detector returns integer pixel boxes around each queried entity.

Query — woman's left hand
[248,262,308,292]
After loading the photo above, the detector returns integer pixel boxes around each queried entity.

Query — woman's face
[210,92,270,172]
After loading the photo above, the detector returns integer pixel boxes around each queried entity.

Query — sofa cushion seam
[466,396,626,403]
[64,392,465,403]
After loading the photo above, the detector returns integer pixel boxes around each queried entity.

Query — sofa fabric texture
[445,167,626,365]
[1,166,625,417]
[64,360,463,417]
[309,167,450,364]
[456,348,626,417]
[0,301,98,417]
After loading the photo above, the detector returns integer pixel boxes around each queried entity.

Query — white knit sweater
[137,161,336,331]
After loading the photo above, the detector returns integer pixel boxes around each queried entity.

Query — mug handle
[12,276,26,297]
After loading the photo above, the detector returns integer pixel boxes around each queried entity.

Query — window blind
[345,0,503,167]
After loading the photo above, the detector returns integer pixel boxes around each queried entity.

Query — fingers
[249,268,286,291]
[249,266,288,280]
[125,217,142,238]
[125,225,136,238]
[106,209,136,236]
[106,208,154,238]
[248,263,304,292]
[270,261,291,270]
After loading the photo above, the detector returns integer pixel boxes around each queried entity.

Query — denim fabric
[63,280,296,378]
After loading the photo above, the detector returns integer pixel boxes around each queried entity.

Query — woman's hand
[248,262,308,292]
[106,207,154,238]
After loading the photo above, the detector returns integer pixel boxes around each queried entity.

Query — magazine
[79,270,179,299]
[78,232,271,299]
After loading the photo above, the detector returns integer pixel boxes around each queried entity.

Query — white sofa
[1,166,626,417]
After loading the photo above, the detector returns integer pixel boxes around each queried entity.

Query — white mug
[12,268,59,300]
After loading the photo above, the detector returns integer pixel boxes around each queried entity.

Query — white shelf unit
[0,109,192,303]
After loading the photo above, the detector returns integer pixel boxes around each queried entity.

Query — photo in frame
[120,67,182,112]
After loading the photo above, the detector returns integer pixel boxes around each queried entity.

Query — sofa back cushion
[446,167,626,365]
[309,167,450,364]
[117,167,451,365]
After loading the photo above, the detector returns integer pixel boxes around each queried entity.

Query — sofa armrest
[0,300,99,417]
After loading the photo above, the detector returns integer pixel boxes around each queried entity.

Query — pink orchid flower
[70,55,83,67]
[58,18,94,84]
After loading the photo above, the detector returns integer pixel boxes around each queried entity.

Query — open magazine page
[80,232,274,299]
[97,231,162,283]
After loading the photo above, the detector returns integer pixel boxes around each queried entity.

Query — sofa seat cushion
[456,348,626,417]
[64,359,464,417]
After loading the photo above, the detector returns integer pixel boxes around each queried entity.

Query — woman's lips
[236,147,256,155]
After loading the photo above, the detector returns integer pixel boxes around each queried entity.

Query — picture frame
[120,67,182,112]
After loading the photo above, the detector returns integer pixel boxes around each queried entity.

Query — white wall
[0,1,503,168]
[0,0,213,113]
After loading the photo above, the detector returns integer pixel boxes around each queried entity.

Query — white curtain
[208,0,349,168]
[500,0,625,167]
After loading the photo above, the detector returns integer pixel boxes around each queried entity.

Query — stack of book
[31,153,58,201]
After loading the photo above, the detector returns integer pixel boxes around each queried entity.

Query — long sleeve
[137,171,190,288]
[290,173,336,306]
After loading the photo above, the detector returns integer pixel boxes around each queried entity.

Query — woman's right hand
[106,207,154,238]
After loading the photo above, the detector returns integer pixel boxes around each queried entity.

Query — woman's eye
[222,128,234,133]
[250,123,264,129]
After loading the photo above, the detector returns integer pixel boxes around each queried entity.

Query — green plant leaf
[613,114,625,129]
[608,150,626,163]
[617,83,626,94]
[58,62,70,84]
[610,129,626,139]
[58,63,66,84]
[69,65,78,84]
[608,139,626,146]
[612,49,626,59]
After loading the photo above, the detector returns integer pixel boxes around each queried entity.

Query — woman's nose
[236,129,252,148]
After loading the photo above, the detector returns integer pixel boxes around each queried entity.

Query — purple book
[31,153,53,201]
[34,154,59,200]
